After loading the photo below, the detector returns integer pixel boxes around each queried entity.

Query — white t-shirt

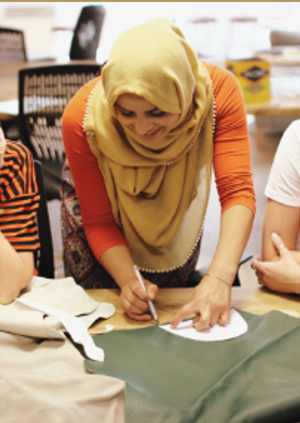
[265,119,300,249]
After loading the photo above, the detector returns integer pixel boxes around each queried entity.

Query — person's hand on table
[121,276,158,321]
[170,275,231,331]
[251,232,300,294]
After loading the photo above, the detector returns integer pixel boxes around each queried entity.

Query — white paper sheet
[161,309,248,342]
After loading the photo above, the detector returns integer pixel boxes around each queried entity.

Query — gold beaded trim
[83,80,102,134]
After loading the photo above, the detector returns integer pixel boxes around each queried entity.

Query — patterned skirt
[61,161,202,290]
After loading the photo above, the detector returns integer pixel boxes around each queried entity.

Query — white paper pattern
[161,309,248,342]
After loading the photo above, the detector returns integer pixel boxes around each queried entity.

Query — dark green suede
[85,310,300,423]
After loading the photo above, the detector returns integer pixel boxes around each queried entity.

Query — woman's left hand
[170,275,231,331]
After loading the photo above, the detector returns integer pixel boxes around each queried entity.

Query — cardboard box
[226,58,270,104]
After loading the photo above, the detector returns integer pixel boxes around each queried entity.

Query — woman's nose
[132,118,154,135]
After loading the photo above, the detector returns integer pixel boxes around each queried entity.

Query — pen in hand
[133,265,160,326]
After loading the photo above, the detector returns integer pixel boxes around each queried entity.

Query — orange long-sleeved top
[62,63,256,262]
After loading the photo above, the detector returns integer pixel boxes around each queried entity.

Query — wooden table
[86,286,300,333]
[0,59,99,119]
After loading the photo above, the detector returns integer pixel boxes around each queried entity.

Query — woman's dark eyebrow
[115,103,130,112]
[115,103,161,113]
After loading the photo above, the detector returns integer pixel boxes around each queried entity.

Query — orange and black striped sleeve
[0,141,40,252]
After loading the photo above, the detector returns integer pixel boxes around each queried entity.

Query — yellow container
[226,58,270,104]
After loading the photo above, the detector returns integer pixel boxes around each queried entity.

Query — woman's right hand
[120,276,158,321]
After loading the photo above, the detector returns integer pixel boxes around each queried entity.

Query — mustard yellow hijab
[84,18,214,272]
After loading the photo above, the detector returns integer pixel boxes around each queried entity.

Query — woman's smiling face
[114,93,180,144]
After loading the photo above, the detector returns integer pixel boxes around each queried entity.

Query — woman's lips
[142,128,161,139]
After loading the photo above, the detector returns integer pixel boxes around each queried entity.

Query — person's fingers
[193,313,201,325]
[257,277,264,285]
[251,255,260,271]
[218,309,230,326]
[193,307,210,331]
[128,290,149,311]
[121,286,149,314]
[193,304,230,331]
[134,276,158,302]
[146,283,158,300]
[255,270,262,279]
[172,301,224,332]
[170,301,196,329]
[120,277,160,321]
[271,232,287,255]
[134,282,151,301]
[253,266,264,285]
[126,309,152,321]
[121,295,147,314]
[209,306,223,328]
[251,256,265,283]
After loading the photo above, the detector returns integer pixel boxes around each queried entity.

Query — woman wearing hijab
[61,19,255,331]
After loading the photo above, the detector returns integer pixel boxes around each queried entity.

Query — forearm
[207,205,254,285]
[99,245,136,288]
[170,205,253,331]
[262,199,300,261]
[0,232,34,304]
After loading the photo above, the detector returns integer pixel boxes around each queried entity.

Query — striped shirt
[0,141,40,252]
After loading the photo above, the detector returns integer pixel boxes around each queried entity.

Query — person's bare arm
[171,204,254,331]
[251,200,300,293]
[0,232,34,304]
[262,199,300,263]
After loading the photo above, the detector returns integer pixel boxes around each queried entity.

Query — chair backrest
[69,5,105,60]
[270,29,300,47]
[18,63,100,199]
[34,159,55,278]
[0,26,27,63]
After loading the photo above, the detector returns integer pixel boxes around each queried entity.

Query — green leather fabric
[85,310,300,423]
